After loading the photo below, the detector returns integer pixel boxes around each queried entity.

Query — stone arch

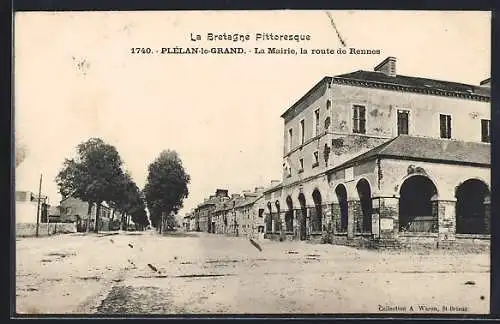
[285,195,294,232]
[397,172,440,199]
[455,179,490,235]
[356,178,372,233]
[311,189,323,232]
[335,184,348,232]
[399,174,438,232]
[297,193,307,240]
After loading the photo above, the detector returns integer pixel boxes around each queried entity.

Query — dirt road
[15,231,490,315]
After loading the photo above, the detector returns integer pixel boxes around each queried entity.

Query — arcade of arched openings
[262,162,490,246]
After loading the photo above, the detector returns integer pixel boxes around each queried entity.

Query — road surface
[15,231,490,315]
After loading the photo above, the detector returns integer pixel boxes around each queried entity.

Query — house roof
[197,196,220,208]
[335,70,490,98]
[235,194,262,208]
[48,206,60,216]
[330,135,490,171]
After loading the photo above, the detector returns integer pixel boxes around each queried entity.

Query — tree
[15,137,28,168]
[112,172,149,230]
[144,150,190,230]
[131,198,149,230]
[55,138,124,233]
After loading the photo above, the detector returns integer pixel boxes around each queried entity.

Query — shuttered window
[353,105,366,134]
[397,110,409,135]
[439,114,452,139]
[481,119,490,143]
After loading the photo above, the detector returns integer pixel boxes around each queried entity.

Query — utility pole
[35,174,42,237]
[46,197,50,236]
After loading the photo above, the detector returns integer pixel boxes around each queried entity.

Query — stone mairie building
[262,56,491,247]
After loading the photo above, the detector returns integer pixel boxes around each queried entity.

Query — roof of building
[235,194,262,208]
[197,196,220,208]
[335,70,490,97]
[262,181,283,195]
[48,206,60,216]
[330,135,490,171]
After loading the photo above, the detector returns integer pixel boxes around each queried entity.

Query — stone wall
[16,223,77,237]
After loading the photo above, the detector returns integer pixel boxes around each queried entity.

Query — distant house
[59,197,114,232]
[15,190,49,224]
[194,189,229,233]
[183,213,193,231]
[47,205,62,223]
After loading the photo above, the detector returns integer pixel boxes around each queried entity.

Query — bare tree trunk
[95,203,101,233]
[86,202,93,233]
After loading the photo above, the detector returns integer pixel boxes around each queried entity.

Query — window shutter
[352,106,359,133]
[481,119,490,142]
[359,106,366,120]
[446,115,452,138]
[359,107,366,134]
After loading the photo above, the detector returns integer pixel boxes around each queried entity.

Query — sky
[14,10,491,217]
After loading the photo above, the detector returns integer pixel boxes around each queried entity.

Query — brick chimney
[480,78,490,88]
[374,56,397,77]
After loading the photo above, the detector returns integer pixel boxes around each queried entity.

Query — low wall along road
[16,223,77,237]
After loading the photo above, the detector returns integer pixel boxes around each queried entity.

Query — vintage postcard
[14,10,491,316]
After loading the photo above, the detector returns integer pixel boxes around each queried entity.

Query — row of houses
[183,186,273,239]
[15,191,135,232]
[186,56,491,248]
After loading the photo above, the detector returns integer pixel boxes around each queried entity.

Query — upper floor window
[352,105,366,134]
[300,119,305,144]
[299,158,304,172]
[288,128,293,151]
[313,109,320,136]
[481,119,490,143]
[440,114,452,139]
[258,209,264,217]
[312,151,319,167]
[397,110,409,135]
[326,100,331,110]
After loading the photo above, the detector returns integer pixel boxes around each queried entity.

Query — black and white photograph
[14,10,491,315]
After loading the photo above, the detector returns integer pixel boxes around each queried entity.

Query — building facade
[234,189,266,239]
[59,197,113,232]
[263,56,490,247]
[194,189,229,232]
[183,213,192,231]
[15,190,49,224]
[193,187,268,238]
